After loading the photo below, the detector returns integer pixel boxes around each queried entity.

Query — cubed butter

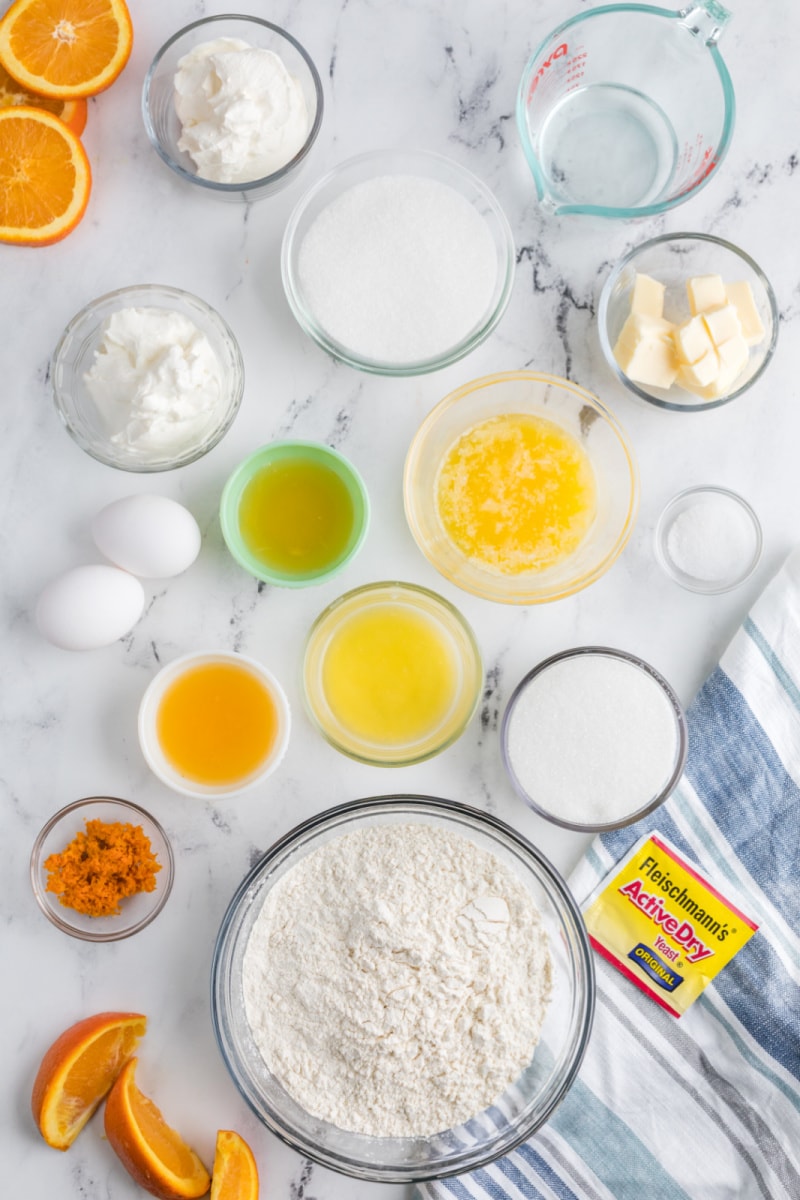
[703,303,742,346]
[715,334,750,392]
[631,273,665,319]
[676,365,719,401]
[673,314,714,365]
[687,274,727,314]
[726,280,766,347]
[613,313,678,388]
[678,347,720,388]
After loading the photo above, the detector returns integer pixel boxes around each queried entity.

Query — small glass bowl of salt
[655,485,762,594]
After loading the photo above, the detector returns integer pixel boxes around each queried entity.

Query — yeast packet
[583,832,758,1017]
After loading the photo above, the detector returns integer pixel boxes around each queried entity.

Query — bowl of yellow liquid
[303,582,483,765]
[404,371,639,605]
[138,651,291,797]
[220,441,370,586]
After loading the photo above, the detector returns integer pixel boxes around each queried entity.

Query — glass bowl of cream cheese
[211,795,594,1183]
[142,15,324,201]
[51,284,244,472]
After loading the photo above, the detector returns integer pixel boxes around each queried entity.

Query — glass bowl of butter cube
[598,233,778,412]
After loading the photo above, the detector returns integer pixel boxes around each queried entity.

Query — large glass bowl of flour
[211,795,594,1182]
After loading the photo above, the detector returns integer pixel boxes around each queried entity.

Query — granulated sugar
[242,823,552,1137]
[504,652,681,827]
[296,174,498,364]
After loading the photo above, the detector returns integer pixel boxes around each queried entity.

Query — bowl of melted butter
[403,371,639,604]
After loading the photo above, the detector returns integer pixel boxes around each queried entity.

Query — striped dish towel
[418,550,800,1200]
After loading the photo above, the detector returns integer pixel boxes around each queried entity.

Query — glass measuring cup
[516,2,735,218]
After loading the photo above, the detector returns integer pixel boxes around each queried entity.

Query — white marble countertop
[3,0,798,1196]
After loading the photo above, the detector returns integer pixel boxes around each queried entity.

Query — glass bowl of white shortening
[51,284,244,472]
[142,15,324,202]
[211,795,594,1183]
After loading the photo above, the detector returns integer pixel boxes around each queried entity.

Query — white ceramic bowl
[138,651,291,798]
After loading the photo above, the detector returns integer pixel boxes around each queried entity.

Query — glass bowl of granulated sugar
[281,149,516,375]
[211,795,594,1183]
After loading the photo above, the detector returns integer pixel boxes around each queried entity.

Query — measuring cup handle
[679,1,732,45]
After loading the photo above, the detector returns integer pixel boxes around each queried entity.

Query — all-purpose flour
[242,823,552,1137]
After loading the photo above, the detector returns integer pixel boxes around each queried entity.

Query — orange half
[0,0,133,99]
[31,1011,146,1150]
[0,105,91,244]
[0,60,86,131]
[210,1131,259,1200]
[104,1058,211,1200]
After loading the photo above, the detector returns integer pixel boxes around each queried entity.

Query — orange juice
[156,661,279,786]
[436,412,597,573]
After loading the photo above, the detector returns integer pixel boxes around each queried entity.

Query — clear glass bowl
[598,232,778,412]
[51,284,244,472]
[501,647,688,832]
[211,795,595,1183]
[142,15,323,201]
[302,582,482,765]
[219,441,370,587]
[655,485,763,593]
[404,371,639,604]
[281,149,516,375]
[30,796,175,941]
[138,650,291,798]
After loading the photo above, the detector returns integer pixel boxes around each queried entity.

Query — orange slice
[0,0,133,99]
[0,105,91,244]
[31,1011,146,1150]
[104,1058,211,1200]
[210,1131,259,1200]
[0,60,86,132]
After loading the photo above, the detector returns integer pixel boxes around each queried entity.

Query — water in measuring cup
[537,84,679,210]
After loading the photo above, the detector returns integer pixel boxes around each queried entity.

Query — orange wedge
[31,1011,146,1150]
[210,1131,259,1200]
[0,60,86,132]
[0,105,91,244]
[0,0,133,99]
[104,1058,211,1200]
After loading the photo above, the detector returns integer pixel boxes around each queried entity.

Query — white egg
[91,494,202,579]
[36,565,145,651]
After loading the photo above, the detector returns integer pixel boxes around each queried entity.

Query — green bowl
[220,441,370,587]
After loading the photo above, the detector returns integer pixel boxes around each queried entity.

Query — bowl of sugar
[501,647,687,831]
[281,149,515,375]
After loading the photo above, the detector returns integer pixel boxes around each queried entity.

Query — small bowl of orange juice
[303,581,483,766]
[404,371,639,605]
[220,441,370,587]
[138,651,291,798]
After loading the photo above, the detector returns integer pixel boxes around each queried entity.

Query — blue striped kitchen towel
[418,550,800,1200]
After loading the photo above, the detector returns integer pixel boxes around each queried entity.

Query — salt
[296,174,498,364]
[503,652,681,827]
[665,495,758,584]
